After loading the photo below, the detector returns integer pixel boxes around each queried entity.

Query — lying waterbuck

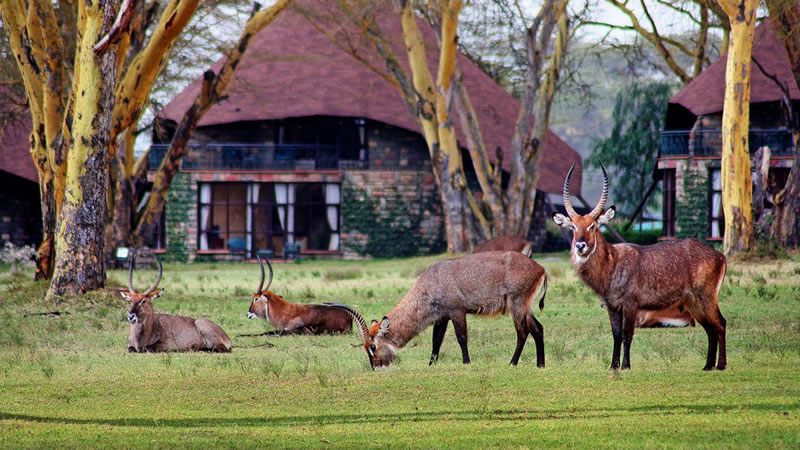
[247,256,352,335]
[327,251,547,369]
[473,236,533,257]
[474,233,694,329]
[122,256,232,353]
[552,164,727,370]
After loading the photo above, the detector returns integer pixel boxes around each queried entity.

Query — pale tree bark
[134,0,294,245]
[718,0,757,256]
[48,0,121,297]
[766,0,800,248]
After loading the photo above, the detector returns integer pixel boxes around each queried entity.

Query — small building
[0,96,41,248]
[152,1,582,260]
[658,21,795,241]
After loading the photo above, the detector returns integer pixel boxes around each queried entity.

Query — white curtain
[199,184,211,250]
[325,184,340,250]
[275,183,287,234]
[711,193,722,238]
[246,184,254,253]
[287,184,296,243]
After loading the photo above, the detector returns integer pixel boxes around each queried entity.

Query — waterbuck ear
[120,290,131,301]
[378,316,390,336]
[151,289,165,299]
[597,205,616,225]
[551,212,572,228]
[370,319,378,326]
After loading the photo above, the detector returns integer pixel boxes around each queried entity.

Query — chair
[227,237,247,259]
[283,242,302,260]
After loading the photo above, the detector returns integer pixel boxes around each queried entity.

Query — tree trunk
[719,0,756,256]
[47,1,118,298]
[767,1,800,248]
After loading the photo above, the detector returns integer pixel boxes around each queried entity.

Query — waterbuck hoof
[716,365,726,371]
[703,365,715,371]
[537,362,545,368]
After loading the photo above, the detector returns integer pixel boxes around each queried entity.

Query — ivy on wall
[164,173,193,262]
[342,185,444,257]
[676,161,709,240]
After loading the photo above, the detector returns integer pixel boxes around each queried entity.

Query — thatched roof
[157,0,582,195]
[670,21,800,117]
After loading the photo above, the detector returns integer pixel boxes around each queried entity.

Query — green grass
[1,253,799,448]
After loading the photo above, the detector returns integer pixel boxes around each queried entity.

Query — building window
[662,169,676,237]
[709,168,724,238]
[198,182,340,256]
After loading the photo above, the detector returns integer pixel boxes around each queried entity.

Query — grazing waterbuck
[122,255,232,353]
[327,251,547,369]
[552,164,727,370]
[247,256,352,335]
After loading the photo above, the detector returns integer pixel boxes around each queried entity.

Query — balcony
[148,143,427,171]
[660,129,795,157]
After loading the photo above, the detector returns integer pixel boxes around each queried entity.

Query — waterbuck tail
[539,275,547,313]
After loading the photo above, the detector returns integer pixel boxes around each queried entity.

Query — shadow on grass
[2,401,798,429]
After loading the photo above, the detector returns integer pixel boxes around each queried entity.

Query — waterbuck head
[324,303,393,369]
[248,255,274,320]
[551,163,615,262]
[120,253,164,324]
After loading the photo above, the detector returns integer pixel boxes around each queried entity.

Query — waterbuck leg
[528,313,545,368]
[509,317,529,366]
[716,308,727,370]
[430,318,449,365]
[451,312,470,364]
[621,308,636,370]
[608,309,623,370]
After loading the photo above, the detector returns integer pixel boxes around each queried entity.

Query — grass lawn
[1,252,799,448]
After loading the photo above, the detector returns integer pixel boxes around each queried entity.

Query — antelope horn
[256,254,266,293]
[324,302,369,344]
[589,162,609,219]
[127,251,136,294]
[263,256,274,292]
[562,163,578,219]
[143,256,163,295]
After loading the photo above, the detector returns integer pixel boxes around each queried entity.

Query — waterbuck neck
[574,233,617,298]
[382,291,436,349]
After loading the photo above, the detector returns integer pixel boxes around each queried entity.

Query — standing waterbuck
[327,251,547,369]
[247,256,352,335]
[122,255,232,353]
[552,164,727,370]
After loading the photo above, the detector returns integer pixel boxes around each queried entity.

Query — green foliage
[164,173,193,262]
[676,162,710,240]
[587,82,675,214]
[341,185,444,258]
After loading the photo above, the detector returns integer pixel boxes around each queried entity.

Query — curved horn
[127,251,136,294]
[324,302,369,344]
[263,257,274,292]
[142,256,163,295]
[256,254,266,293]
[562,163,578,219]
[589,162,609,219]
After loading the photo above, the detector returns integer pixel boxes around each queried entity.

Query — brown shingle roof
[670,21,800,116]
[0,91,36,183]
[157,1,581,195]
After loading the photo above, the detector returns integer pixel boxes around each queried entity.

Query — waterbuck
[473,236,533,257]
[474,234,695,329]
[326,251,547,369]
[552,164,727,370]
[247,256,352,335]
[122,255,232,353]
